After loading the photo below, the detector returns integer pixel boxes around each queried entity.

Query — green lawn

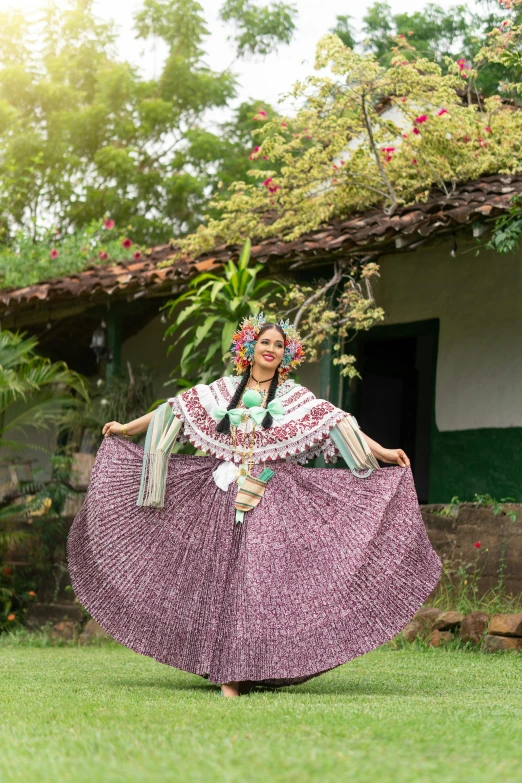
[1,643,521,783]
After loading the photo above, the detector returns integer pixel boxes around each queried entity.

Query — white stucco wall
[375,236,522,431]
[121,313,176,402]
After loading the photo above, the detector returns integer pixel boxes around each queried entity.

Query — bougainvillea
[163,2,522,267]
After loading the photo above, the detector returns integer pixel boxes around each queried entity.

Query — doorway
[342,320,438,503]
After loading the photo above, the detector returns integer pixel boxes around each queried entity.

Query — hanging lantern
[90,320,112,362]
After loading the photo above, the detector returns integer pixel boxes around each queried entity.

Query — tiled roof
[1,173,521,314]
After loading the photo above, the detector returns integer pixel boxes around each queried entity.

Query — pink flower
[133,251,142,260]
[263,177,273,187]
[402,133,408,139]
[413,127,420,135]
[262,155,269,160]
[402,60,408,65]
[122,238,132,249]
[414,115,428,124]
[268,184,280,193]
[474,541,481,548]
[485,126,492,133]
[461,72,468,79]
[249,153,256,160]
[98,251,109,261]
[281,122,287,127]
[49,248,59,259]
[253,110,267,120]
[461,135,470,143]
[438,108,448,116]
[104,218,115,230]
[457,58,466,68]
[412,158,418,164]
[254,146,260,152]
[401,97,407,103]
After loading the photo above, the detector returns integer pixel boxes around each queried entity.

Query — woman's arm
[357,426,411,468]
[102,411,154,438]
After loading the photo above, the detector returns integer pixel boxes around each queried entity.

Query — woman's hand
[379,448,410,467]
[102,421,124,438]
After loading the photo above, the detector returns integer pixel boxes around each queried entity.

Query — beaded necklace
[231,383,271,480]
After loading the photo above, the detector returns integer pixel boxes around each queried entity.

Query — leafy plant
[433,495,461,517]
[59,361,157,449]
[473,493,517,522]
[163,238,283,387]
[0,330,88,454]
[487,194,522,254]
[0,220,140,290]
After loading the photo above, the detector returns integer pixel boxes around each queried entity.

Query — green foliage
[60,362,157,449]
[0,219,140,289]
[0,330,90,628]
[473,493,517,521]
[164,239,282,386]
[0,0,295,251]
[220,0,298,57]
[0,330,88,452]
[487,194,522,254]
[332,0,519,96]
[433,493,517,522]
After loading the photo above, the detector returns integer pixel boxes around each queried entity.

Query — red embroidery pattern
[169,379,346,464]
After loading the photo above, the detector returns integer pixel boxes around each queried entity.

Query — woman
[67,313,442,698]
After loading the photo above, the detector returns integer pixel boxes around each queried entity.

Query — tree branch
[292,262,345,330]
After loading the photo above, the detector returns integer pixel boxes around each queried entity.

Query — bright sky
[4,0,480,112]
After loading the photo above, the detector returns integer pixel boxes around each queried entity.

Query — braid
[215,365,251,435]
[260,367,280,429]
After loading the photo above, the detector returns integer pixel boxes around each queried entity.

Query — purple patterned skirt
[67,436,442,686]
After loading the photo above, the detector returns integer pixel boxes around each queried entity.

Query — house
[1,173,521,504]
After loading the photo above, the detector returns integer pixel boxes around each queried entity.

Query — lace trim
[169,394,346,465]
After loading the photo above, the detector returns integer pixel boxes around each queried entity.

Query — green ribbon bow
[212,407,244,426]
[212,398,285,426]
[248,399,285,425]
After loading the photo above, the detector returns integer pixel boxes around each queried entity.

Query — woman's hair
[215,321,286,435]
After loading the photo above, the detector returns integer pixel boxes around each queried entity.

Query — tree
[331,1,522,96]
[0,0,297,248]
[163,2,522,376]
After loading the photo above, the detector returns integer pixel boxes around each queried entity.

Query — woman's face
[253,327,285,373]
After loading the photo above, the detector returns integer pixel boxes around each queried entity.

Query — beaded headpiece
[231,312,305,378]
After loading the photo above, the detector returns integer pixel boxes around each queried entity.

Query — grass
[1,638,521,783]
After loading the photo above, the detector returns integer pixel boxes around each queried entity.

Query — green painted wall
[317,318,522,503]
[429,426,522,503]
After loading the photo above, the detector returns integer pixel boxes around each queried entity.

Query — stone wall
[421,503,522,597]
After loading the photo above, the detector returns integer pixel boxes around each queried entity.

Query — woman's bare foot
[221,681,240,698]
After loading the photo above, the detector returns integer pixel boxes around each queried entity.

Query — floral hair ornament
[231,312,305,378]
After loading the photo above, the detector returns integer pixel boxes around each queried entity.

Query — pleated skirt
[66,436,442,686]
